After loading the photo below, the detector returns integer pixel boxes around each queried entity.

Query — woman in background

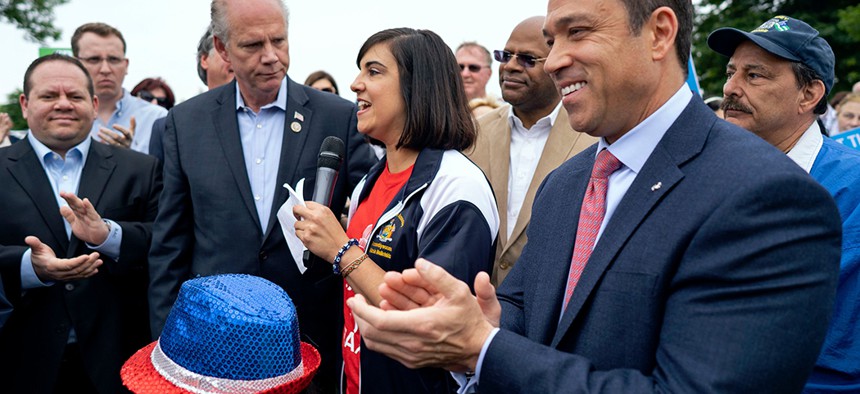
[304,70,340,96]
[131,77,175,110]
[294,28,498,393]
[835,93,860,134]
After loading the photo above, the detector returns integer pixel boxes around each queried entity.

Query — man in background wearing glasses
[455,41,494,102]
[71,22,166,154]
[467,16,597,286]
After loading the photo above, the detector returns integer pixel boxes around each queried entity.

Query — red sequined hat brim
[121,341,321,394]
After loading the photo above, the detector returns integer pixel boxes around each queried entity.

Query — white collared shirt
[785,121,823,173]
[506,103,562,239]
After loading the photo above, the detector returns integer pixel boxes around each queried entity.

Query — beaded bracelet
[341,254,368,278]
[332,238,359,275]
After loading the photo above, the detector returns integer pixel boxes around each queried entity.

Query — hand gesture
[98,115,136,148]
[293,201,349,262]
[60,191,109,245]
[347,259,498,372]
[0,112,12,143]
[26,236,102,282]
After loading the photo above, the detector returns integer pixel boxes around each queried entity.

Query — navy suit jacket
[148,77,375,389]
[484,98,842,392]
[148,116,166,164]
[0,138,161,393]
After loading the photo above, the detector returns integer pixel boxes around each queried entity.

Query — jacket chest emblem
[369,214,405,259]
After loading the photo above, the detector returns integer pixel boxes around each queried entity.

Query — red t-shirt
[343,163,413,394]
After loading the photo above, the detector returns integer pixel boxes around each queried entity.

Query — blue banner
[686,55,700,97]
[833,127,860,151]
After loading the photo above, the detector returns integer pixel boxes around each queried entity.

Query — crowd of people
[0,0,858,393]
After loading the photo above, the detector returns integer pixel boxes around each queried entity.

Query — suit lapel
[531,152,592,343]
[213,84,262,234]
[551,98,710,347]
[6,140,69,251]
[264,79,311,240]
[70,141,116,254]
[487,110,512,246]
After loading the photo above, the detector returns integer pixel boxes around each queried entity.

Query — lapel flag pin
[294,111,304,122]
[651,182,662,192]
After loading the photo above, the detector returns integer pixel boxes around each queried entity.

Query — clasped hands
[293,203,500,372]
[29,192,109,282]
[348,258,500,373]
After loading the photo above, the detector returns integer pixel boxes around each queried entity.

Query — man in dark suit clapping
[0,54,161,393]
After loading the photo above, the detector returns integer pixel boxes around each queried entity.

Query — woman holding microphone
[294,28,499,393]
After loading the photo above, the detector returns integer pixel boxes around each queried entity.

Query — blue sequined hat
[121,274,320,394]
[707,15,835,95]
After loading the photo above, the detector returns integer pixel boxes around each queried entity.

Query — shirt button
[62,175,69,181]
[257,124,263,129]
[254,195,261,201]
[64,283,75,291]
[256,158,262,164]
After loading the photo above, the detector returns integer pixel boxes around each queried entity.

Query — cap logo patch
[752,16,790,33]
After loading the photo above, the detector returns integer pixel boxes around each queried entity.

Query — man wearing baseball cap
[709,16,860,393]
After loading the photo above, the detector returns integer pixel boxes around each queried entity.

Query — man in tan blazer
[468,16,597,285]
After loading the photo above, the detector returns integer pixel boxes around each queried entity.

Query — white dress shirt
[506,103,561,239]
[785,121,823,174]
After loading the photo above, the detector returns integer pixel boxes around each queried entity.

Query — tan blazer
[467,104,597,285]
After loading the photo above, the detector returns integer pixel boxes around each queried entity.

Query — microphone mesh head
[318,136,345,169]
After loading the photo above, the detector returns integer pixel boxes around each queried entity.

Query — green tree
[0,89,27,131]
[1,0,69,42]
[693,0,860,98]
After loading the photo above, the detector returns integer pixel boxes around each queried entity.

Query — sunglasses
[493,50,547,68]
[138,90,168,107]
[459,63,486,73]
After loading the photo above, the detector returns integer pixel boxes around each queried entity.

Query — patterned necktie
[563,149,622,311]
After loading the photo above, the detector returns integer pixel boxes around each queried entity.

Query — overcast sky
[0,0,549,105]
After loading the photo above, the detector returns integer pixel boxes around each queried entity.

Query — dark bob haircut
[356,28,475,151]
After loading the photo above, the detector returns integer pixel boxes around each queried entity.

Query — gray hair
[455,41,492,67]
[196,25,215,85]
[211,0,289,44]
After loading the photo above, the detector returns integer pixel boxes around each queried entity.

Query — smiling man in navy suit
[347,0,843,392]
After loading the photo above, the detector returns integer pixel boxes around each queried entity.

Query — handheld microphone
[304,136,345,265]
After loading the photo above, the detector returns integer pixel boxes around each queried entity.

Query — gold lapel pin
[290,121,302,133]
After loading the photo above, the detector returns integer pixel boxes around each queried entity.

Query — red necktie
[563,149,622,311]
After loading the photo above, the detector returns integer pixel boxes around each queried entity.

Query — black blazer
[0,137,161,393]
[148,77,375,390]
[484,98,843,392]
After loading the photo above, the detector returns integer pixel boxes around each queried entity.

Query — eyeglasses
[493,50,547,68]
[138,90,168,107]
[77,56,126,67]
[459,63,486,73]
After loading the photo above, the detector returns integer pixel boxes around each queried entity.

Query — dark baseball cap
[707,15,835,94]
